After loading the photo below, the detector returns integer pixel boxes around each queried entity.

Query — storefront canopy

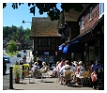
[63,39,81,53]
[58,44,65,51]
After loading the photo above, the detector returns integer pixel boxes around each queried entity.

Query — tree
[3,26,31,49]
[7,40,17,55]
[24,28,30,41]
[3,3,84,21]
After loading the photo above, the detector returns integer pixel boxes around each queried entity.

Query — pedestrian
[23,55,26,64]
[91,69,98,89]
[15,61,19,65]
[29,58,33,69]
[19,60,23,65]
[50,61,60,77]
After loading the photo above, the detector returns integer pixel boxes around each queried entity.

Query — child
[91,69,98,89]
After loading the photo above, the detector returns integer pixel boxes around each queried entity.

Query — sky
[3,3,62,29]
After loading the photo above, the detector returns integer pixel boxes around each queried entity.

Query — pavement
[10,70,95,90]
[3,51,96,90]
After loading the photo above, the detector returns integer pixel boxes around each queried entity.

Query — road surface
[3,49,30,90]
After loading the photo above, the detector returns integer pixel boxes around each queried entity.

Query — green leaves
[7,40,17,53]
[61,3,83,12]
[3,3,7,8]
[13,65,22,78]
[3,3,84,21]
[30,6,35,15]
[12,3,18,9]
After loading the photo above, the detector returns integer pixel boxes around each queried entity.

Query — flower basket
[13,65,22,83]
[23,63,30,70]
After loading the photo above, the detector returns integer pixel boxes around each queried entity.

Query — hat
[65,60,69,64]
[71,61,78,66]
[42,62,46,65]
[34,62,38,65]
[65,65,70,70]
[56,61,60,65]
[79,61,83,65]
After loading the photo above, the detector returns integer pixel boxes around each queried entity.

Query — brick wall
[80,4,99,34]
[69,22,79,39]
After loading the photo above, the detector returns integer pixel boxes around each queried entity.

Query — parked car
[3,56,10,63]
[17,53,21,57]
[23,50,26,53]
[3,57,7,75]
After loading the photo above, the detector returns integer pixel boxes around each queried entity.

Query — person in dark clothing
[92,61,103,72]
[29,58,33,69]
[38,60,42,68]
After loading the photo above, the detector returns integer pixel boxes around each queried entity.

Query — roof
[64,4,89,22]
[30,17,61,37]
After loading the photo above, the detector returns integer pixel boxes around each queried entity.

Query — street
[3,49,30,90]
[3,50,29,74]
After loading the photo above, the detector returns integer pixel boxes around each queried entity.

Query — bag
[91,73,97,82]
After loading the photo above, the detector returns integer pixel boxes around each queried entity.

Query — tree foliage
[3,26,31,49]
[3,3,84,21]
[7,40,17,53]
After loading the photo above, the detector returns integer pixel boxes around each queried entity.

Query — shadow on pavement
[12,88,24,90]
[3,73,9,76]
[42,81,54,83]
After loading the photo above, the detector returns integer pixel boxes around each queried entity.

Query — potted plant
[13,64,22,83]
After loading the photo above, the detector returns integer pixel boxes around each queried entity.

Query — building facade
[30,17,62,64]
[78,3,104,64]
[58,3,104,65]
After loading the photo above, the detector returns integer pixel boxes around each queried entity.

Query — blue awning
[63,44,70,53]
[63,39,82,53]
[70,38,79,45]
[58,45,65,51]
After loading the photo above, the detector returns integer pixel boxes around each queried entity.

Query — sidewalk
[13,70,95,90]
[12,51,95,90]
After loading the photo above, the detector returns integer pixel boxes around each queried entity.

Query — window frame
[89,7,92,21]
[80,16,84,30]
[38,38,50,47]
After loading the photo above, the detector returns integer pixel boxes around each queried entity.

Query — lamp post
[22,20,31,24]
[22,20,34,59]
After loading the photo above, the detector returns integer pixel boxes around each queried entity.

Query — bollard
[9,67,14,89]
[22,65,24,79]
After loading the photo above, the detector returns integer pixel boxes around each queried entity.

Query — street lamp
[22,20,34,59]
[22,20,31,24]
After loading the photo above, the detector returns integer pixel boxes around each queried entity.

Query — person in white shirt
[59,60,73,85]
[50,61,60,77]
[40,62,48,73]
[56,59,65,76]
[31,62,40,77]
